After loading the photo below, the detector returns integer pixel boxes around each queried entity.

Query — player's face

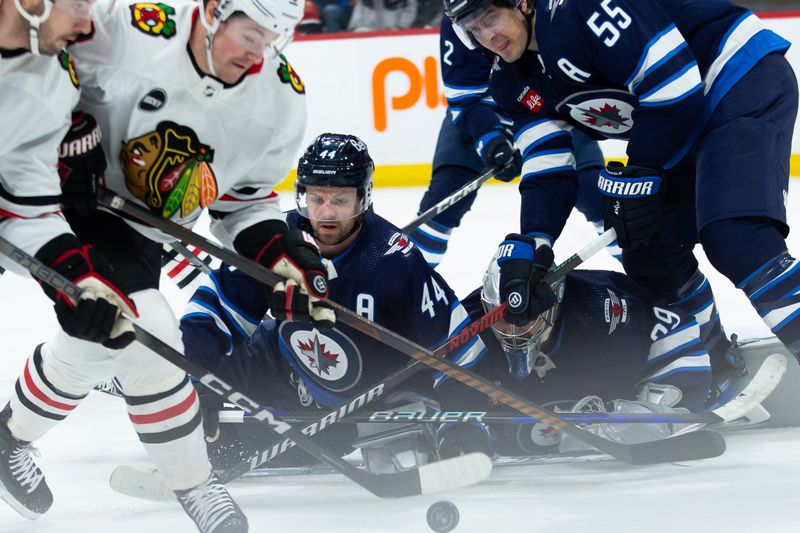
[38,0,93,55]
[305,186,362,245]
[211,15,280,83]
[461,5,529,62]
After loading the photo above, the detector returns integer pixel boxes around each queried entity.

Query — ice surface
[0,182,798,533]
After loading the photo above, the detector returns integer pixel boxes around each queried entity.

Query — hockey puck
[426,500,460,532]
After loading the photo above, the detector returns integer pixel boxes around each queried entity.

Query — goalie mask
[481,255,561,380]
[198,0,304,77]
[295,133,375,245]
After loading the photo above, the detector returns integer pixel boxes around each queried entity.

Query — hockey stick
[105,228,624,500]
[401,164,502,234]
[0,235,492,499]
[99,189,726,466]
[168,241,214,274]
[223,350,790,427]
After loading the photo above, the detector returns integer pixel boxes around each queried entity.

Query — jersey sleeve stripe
[625,25,686,90]
[520,150,576,180]
[638,62,702,106]
[514,119,572,153]
[639,353,711,383]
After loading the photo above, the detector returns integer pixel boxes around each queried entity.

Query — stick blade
[363,452,493,498]
[417,452,493,494]
[627,429,726,465]
[109,465,174,502]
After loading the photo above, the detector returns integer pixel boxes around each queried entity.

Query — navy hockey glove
[476,128,522,182]
[58,111,105,216]
[437,423,493,459]
[598,161,663,249]
[36,235,138,349]
[234,221,335,329]
[496,234,556,327]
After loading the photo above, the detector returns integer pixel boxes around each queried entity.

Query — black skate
[0,405,53,519]
[175,474,248,533]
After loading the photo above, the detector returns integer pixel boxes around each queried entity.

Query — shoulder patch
[384,232,414,256]
[129,3,177,39]
[276,54,305,94]
[58,50,80,89]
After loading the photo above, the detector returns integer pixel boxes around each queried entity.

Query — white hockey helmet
[481,255,562,380]
[199,0,303,76]
[214,0,304,37]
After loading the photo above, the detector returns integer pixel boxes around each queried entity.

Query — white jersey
[0,48,80,270]
[71,0,308,247]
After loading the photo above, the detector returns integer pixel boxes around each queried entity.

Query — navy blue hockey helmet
[444,0,524,23]
[295,133,375,234]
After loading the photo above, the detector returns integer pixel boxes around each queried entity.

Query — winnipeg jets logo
[575,102,629,129]
[385,232,414,256]
[280,323,363,392]
[296,334,339,376]
[604,289,628,334]
[556,91,636,139]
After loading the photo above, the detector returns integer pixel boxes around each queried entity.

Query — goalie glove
[36,235,138,349]
[598,161,663,249]
[234,221,335,329]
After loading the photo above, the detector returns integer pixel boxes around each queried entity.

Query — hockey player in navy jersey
[180,133,486,474]
[408,16,619,268]
[438,253,719,457]
[444,0,800,370]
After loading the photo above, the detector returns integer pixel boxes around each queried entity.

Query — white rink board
[286,16,800,168]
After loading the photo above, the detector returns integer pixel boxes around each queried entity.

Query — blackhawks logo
[130,2,177,39]
[120,121,218,219]
[58,50,79,89]
[276,55,304,94]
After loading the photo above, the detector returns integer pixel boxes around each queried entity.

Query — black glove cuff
[233,219,290,259]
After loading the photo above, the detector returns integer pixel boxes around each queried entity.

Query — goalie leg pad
[355,392,440,474]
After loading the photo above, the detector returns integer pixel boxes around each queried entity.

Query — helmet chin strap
[198,6,221,77]
[13,0,54,56]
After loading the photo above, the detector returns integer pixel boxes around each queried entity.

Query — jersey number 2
[586,0,631,47]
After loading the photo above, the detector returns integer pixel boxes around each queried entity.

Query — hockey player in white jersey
[0,0,322,532]
[0,0,136,521]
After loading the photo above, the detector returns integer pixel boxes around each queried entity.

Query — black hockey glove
[58,111,105,216]
[234,221,335,329]
[496,234,556,327]
[437,423,493,459]
[193,381,224,443]
[35,234,138,349]
[598,161,663,249]
[476,128,522,182]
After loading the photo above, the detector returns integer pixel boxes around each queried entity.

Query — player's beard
[312,217,358,247]
[36,23,69,56]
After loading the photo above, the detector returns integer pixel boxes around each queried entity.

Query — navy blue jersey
[489,0,789,238]
[180,210,486,408]
[441,17,507,143]
[445,270,711,411]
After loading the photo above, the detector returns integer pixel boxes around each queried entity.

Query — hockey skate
[0,405,53,519]
[175,474,249,533]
